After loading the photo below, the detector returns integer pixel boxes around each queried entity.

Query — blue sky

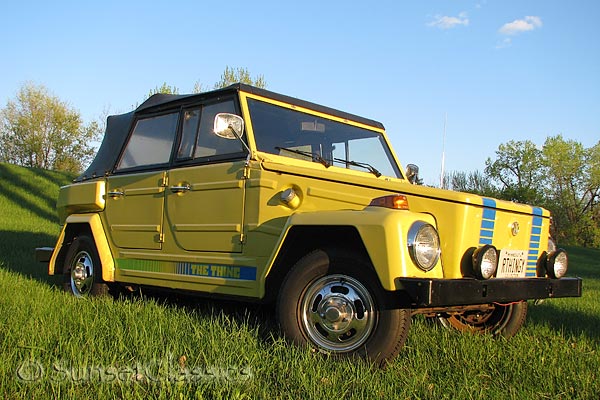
[1,1,598,185]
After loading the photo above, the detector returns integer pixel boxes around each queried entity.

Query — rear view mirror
[214,113,244,140]
[405,164,420,184]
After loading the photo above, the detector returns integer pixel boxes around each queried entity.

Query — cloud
[499,16,542,35]
[428,12,469,29]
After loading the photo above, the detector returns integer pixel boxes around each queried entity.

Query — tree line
[1,68,598,247]
[446,138,600,247]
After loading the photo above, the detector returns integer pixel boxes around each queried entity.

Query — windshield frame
[240,92,403,179]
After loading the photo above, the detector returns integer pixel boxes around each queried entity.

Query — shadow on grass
[0,230,61,287]
[126,287,279,344]
[32,166,74,188]
[0,164,59,224]
[528,301,600,342]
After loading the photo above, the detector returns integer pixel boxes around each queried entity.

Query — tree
[152,66,267,97]
[148,82,180,97]
[446,170,498,197]
[0,83,99,173]
[542,135,600,246]
[213,66,267,89]
[484,140,545,204]
[192,81,207,94]
[482,135,600,247]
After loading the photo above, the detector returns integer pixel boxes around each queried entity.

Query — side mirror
[214,113,244,140]
[405,164,420,184]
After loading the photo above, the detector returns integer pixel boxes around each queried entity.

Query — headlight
[546,249,568,279]
[407,222,440,271]
[472,245,498,280]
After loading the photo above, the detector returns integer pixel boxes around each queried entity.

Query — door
[165,101,247,253]
[104,171,167,250]
[166,162,246,252]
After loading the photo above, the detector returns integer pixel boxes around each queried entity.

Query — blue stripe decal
[479,198,496,246]
[481,220,495,230]
[483,198,497,208]
[526,207,544,277]
[480,229,494,238]
[177,262,257,281]
[482,209,496,220]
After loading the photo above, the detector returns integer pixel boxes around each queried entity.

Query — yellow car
[37,84,582,365]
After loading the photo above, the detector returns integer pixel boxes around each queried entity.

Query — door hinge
[239,233,246,243]
[161,173,168,187]
[242,162,251,180]
[158,233,164,243]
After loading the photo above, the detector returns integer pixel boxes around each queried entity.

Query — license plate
[497,249,527,278]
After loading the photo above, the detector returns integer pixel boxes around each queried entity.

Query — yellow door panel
[166,162,246,253]
[105,171,166,250]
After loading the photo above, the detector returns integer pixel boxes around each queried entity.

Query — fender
[269,207,443,291]
[49,213,115,282]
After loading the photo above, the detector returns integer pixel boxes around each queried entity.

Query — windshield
[247,98,401,178]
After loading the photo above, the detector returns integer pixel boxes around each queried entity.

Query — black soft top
[77,84,384,182]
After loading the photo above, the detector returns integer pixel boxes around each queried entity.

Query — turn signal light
[369,195,409,210]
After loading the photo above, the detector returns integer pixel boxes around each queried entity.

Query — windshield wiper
[275,146,330,167]
[275,147,381,177]
[333,157,382,177]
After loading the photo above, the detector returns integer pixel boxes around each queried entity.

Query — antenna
[440,112,447,188]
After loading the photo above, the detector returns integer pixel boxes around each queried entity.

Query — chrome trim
[300,274,375,352]
[407,221,441,271]
[70,250,95,297]
[169,184,191,193]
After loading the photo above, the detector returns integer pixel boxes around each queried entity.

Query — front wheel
[62,235,109,297]
[277,249,411,366]
[438,302,528,338]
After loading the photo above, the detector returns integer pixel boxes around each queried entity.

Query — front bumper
[396,277,582,308]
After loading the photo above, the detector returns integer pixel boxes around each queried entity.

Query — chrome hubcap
[70,250,94,297]
[301,274,375,352]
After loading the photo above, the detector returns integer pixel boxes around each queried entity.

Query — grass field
[1,162,598,399]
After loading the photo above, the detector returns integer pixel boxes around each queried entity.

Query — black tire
[62,235,109,297]
[438,302,528,338]
[277,249,411,366]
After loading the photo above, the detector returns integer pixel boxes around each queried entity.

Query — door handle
[170,184,191,193]
[107,190,124,198]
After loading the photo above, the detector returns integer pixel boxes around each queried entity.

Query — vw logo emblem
[511,222,520,236]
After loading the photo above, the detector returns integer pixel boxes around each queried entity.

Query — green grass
[1,162,599,399]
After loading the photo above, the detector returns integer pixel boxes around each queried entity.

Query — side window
[177,109,200,160]
[194,101,244,159]
[117,112,178,170]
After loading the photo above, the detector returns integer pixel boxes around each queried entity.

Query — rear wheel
[438,302,528,338]
[63,235,109,297]
[277,249,411,366]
